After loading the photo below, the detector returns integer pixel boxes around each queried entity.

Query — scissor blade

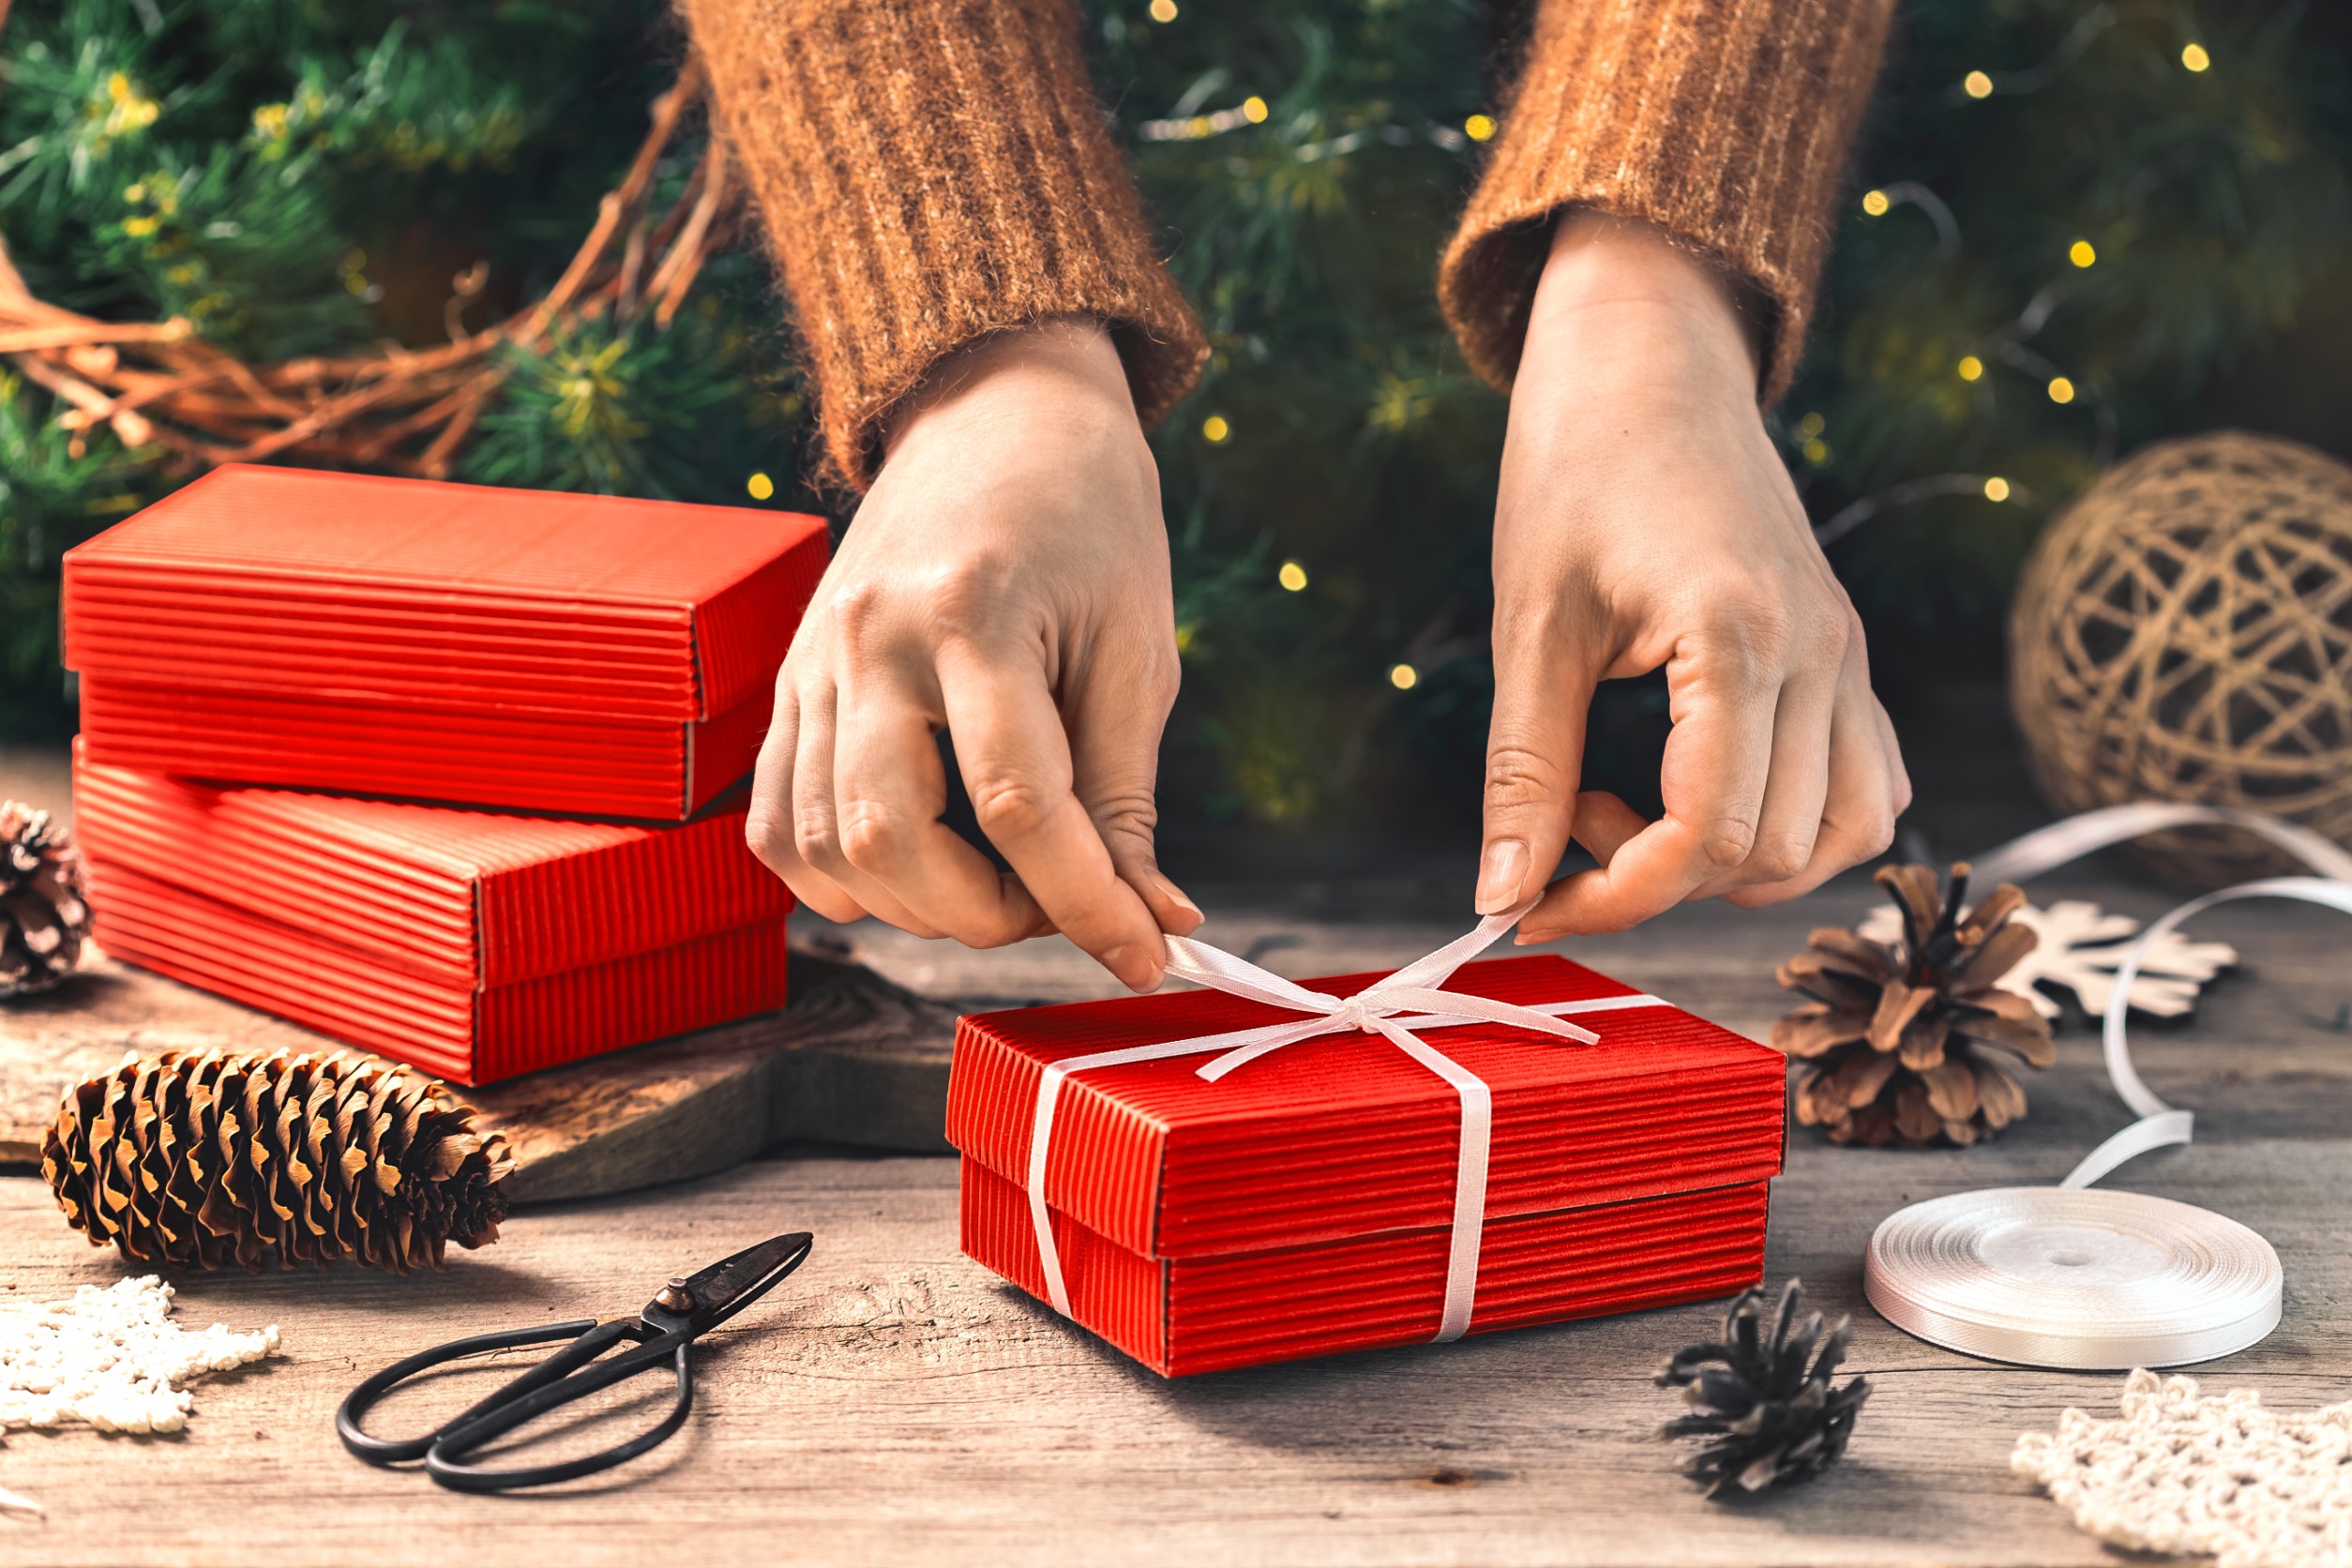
[656,1232,812,1332]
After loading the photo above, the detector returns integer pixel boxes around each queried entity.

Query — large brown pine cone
[42,1050,514,1273]
[1772,863,2057,1147]
[1,800,89,998]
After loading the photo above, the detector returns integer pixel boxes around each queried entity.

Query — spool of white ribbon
[1865,804,2352,1368]
[1022,905,1671,1343]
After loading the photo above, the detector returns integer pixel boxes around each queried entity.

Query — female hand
[747,318,1199,991]
[1476,213,1910,939]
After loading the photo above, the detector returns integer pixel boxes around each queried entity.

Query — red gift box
[73,752,792,1084]
[63,465,829,820]
[947,950,1787,1376]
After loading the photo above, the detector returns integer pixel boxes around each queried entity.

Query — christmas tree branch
[0,54,734,480]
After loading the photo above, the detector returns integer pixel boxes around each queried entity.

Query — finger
[1686,659,1836,900]
[833,685,1047,946]
[1878,698,1915,820]
[1519,632,1778,938]
[1724,653,1902,908]
[939,648,1167,990]
[1566,791,1649,868]
[1477,620,1598,915]
[1063,639,1199,937]
[746,676,869,925]
[792,679,942,938]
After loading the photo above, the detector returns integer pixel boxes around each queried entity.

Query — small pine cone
[41,1050,515,1274]
[1771,862,2056,1148]
[1658,1279,1870,1498]
[1,801,90,999]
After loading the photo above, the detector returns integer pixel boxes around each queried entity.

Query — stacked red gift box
[61,464,828,1086]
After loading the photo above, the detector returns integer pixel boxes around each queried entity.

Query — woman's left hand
[1475,211,1911,942]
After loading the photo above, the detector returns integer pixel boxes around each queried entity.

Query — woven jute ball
[2010,431,2352,886]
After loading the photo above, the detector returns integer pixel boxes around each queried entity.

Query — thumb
[1477,637,1596,915]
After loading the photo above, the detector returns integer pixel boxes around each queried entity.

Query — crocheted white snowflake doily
[2013,1369,2352,1568]
[0,1275,279,1436]
[1860,897,2236,1019]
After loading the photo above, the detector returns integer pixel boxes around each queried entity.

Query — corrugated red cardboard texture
[965,1160,1772,1376]
[75,675,767,820]
[63,465,829,819]
[946,955,1787,1374]
[73,755,793,1084]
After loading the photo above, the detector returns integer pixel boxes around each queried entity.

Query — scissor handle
[426,1332,694,1493]
[339,1319,604,1465]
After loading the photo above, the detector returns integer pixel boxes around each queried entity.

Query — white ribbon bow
[1024,906,1670,1343]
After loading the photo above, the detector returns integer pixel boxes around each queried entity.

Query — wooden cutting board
[0,939,972,1202]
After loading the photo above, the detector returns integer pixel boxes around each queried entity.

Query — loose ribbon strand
[1958,804,2352,1187]
[1024,904,1669,1341]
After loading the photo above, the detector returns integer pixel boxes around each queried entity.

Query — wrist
[884,318,1138,460]
[1519,212,1762,408]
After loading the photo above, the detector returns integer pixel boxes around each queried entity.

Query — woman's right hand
[747,318,1199,992]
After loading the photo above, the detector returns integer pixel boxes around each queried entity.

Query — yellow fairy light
[1963,69,1995,98]
[1983,476,2012,503]
[2069,238,2097,268]
[746,472,775,501]
[1802,438,1831,465]
[1389,663,1419,691]
[1957,354,1984,382]
[1243,96,1269,124]
[1147,0,1177,21]
[2047,376,2075,404]
[1861,188,1891,217]
[1201,414,1230,443]
[1464,113,1497,143]
[1277,561,1308,592]
[1798,411,1826,438]
[2181,42,2210,72]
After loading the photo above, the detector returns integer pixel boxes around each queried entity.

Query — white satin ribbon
[1023,906,1670,1342]
[1951,803,2352,1188]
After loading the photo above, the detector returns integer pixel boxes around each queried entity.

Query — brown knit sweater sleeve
[678,0,1208,490]
[1439,0,1893,404]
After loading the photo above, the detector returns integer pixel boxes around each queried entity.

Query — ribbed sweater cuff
[683,0,1208,490]
[1439,0,1892,405]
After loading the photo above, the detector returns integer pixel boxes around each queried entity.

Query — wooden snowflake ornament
[1859,898,2236,1019]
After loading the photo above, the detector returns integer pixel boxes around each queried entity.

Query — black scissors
[337,1232,811,1493]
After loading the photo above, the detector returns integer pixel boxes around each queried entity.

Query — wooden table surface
[4,867,2349,1567]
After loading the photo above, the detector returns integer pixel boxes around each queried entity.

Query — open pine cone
[42,1050,514,1273]
[1658,1278,1870,1498]
[1,800,89,999]
[1772,862,2057,1147]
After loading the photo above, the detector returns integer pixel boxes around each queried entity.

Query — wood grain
[0,945,968,1198]
[3,871,2347,1565]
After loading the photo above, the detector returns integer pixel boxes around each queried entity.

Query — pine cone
[1658,1278,1870,1498]
[1772,862,2057,1147]
[41,1050,514,1273]
[1,800,89,999]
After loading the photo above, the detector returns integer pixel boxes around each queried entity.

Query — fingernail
[1105,942,1162,993]
[1156,878,1204,932]
[1475,839,1530,914]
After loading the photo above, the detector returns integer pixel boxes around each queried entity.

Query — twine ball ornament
[2010,431,2352,887]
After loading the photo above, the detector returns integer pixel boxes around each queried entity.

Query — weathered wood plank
[2,1126,2345,1567]
[0,945,966,1198]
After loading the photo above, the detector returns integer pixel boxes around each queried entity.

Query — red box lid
[945,955,1787,1262]
[62,465,829,722]
[72,750,789,989]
